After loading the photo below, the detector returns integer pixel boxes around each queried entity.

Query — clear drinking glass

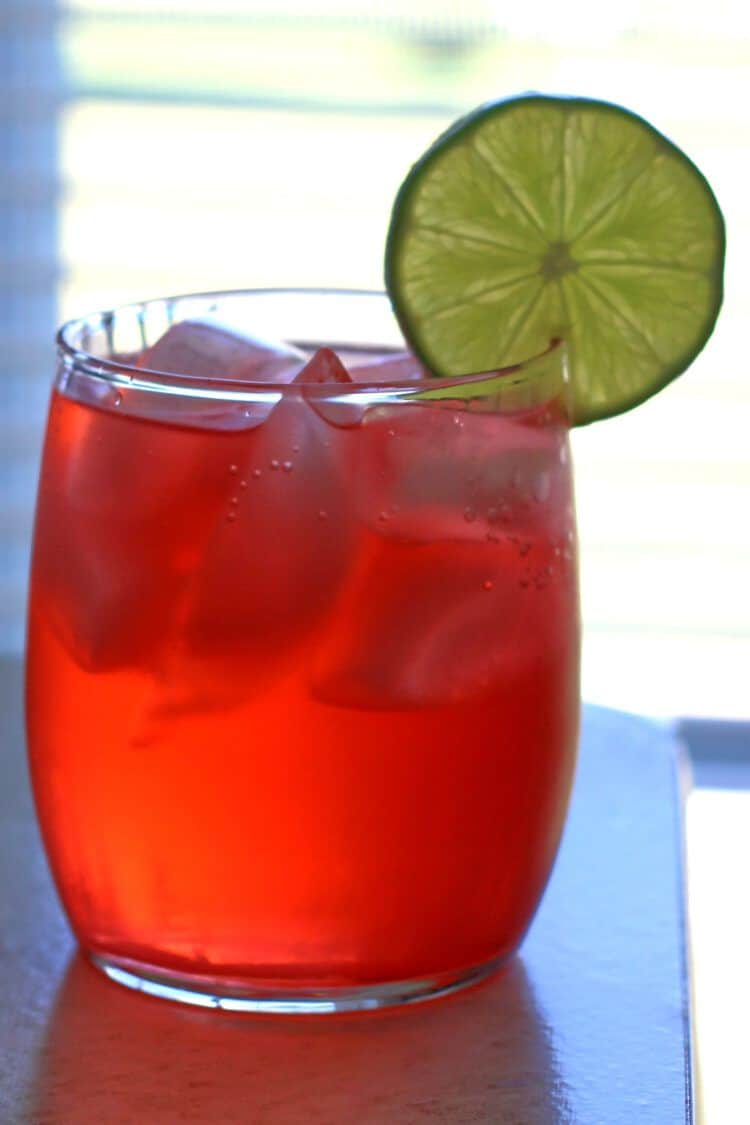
[26,289,580,1012]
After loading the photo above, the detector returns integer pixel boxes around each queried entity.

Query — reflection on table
[32,953,569,1124]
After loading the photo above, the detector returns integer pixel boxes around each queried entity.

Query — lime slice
[385,94,725,424]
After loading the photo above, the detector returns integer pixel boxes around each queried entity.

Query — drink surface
[27,360,579,988]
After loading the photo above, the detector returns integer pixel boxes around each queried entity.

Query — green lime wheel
[385,94,725,424]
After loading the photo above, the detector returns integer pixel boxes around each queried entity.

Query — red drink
[26,291,579,1010]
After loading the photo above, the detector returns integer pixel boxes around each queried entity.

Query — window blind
[0,0,61,652]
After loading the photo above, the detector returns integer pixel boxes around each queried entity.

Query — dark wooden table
[0,656,693,1123]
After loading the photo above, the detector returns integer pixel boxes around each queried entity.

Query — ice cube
[348,351,426,384]
[150,352,357,712]
[137,317,306,383]
[33,390,234,672]
[311,537,529,709]
[353,400,571,544]
[293,347,351,384]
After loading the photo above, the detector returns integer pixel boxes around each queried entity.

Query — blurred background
[1,0,748,719]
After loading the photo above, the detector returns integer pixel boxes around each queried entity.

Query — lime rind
[385,93,725,425]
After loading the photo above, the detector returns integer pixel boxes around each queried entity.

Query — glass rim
[56,286,565,405]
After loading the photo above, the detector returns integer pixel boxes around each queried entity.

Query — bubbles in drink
[534,473,551,503]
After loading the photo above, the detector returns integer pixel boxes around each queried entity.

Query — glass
[26,289,580,1013]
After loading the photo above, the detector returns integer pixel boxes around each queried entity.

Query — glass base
[88,951,506,1014]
